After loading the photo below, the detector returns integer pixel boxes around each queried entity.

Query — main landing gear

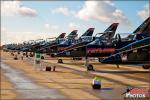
[116,64,120,68]
[87,64,94,71]
[85,57,94,71]
[142,64,150,69]
[41,56,44,59]
[58,59,63,63]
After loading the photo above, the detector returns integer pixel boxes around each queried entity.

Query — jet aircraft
[56,23,119,59]
[101,36,150,69]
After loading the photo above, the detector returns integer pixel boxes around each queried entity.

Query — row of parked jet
[3,17,150,70]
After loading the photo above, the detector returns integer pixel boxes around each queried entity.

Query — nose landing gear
[142,64,150,69]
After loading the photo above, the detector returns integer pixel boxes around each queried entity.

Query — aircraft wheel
[58,59,63,63]
[87,64,94,71]
[45,66,51,71]
[92,84,101,89]
[78,58,82,60]
[11,53,14,56]
[14,55,18,60]
[41,56,44,59]
[51,54,54,57]
[23,53,26,56]
[142,65,150,69]
[29,54,34,57]
[98,58,104,62]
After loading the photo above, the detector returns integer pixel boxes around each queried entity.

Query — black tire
[73,58,82,60]
[14,56,18,60]
[87,64,94,71]
[142,65,150,69]
[58,59,63,63]
[92,84,101,89]
[51,54,54,57]
[11,53,14,56]
[98,58,104,62]
[78,58,82,60]
[29,54,33,57]
[29,53,34,57]
[41,56,44,59]
[23,53,26,56]
[46,66,51,71]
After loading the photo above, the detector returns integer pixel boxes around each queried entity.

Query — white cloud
[44,24,59,30]
[50,25,59,30]
[1,1,37,17]
[1,27,6,33]
[45,24,50,29]
[77,1,130,25]
[68,22,79,30]
[1,27,53,45]
[137,3,149,20]
[1,27,7,45]
[18,6,37,17]
[1,24,62,45]
[51,7,75,16]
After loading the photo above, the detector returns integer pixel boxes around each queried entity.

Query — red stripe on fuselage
[87,48,115,53]
[58,47,66,51]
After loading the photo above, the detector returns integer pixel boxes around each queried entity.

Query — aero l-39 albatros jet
[56,23,119,59]
[101,17,150,69]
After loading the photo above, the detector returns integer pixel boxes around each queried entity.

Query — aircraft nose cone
[55,52,62,57]
[86,44,91,48]
[102,54,122,63]
[56,51,68,57]
[101,56,114,63]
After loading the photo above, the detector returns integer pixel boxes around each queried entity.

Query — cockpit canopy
[88,38,111,46]
[56,38,66,44]
[78,36,93,43]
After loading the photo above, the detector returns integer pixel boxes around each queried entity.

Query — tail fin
[133,17,150,34]
[67,30,78,37]
[57,33,66,38]
[81,28,95,37]
[101,23,119,39]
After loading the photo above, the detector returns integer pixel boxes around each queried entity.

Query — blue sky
[1,0,149,44]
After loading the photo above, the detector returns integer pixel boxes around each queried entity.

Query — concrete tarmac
[1,51,150,99]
